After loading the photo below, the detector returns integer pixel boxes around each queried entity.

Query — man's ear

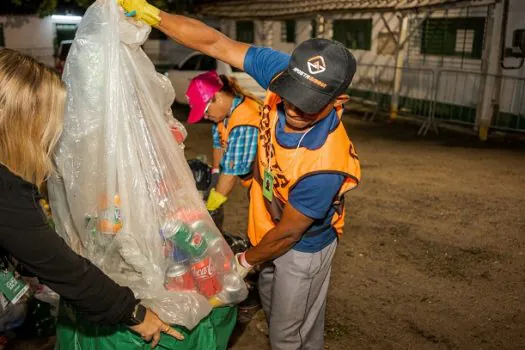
[334,94,350,107]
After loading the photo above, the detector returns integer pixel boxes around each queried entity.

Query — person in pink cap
[186,71,261,215]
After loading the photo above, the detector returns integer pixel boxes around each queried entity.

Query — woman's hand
[130,308,184,348]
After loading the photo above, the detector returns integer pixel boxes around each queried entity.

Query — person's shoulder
[0,164,35,196]
[236,96,262,116]
[229,124,258,137]
[244,46,290,90]
[246,46,290,61]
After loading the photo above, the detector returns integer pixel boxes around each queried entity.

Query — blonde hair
[219,75,263,106]
[0,49,65,189]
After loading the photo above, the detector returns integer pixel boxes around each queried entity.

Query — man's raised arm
[119,0,250,71]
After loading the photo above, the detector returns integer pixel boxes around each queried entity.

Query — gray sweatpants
[258,239,337,350]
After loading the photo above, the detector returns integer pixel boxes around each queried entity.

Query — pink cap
[186,71,224,124]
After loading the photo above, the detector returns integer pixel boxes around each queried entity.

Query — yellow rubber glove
[206,188,228,211]
[118,0,161,26]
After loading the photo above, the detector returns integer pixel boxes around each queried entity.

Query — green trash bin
[56,302,237,350]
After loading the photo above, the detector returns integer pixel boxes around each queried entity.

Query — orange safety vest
[216,96,261,150]
[247,91,361,246]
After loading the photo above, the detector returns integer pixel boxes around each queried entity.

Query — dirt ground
[8,108,525,350]
[183,108,525,350]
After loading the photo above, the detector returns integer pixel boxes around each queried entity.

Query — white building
[198,0,525,137]
[2,1,523,137]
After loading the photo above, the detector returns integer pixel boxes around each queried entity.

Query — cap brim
[187,104,206,124]
[269,70,333,114]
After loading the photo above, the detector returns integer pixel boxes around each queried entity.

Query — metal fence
[350,64,437,134]
[349,64,525,134]
[492,74,525,131]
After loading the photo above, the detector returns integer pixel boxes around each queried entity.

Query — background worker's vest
[247,91,361,246]
[216,96,261,150]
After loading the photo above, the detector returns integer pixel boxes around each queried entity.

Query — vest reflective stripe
[216,96,261,149]
[247,91,361,246]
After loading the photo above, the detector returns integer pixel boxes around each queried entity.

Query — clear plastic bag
[168,117,187,149]
[48,0,247,330]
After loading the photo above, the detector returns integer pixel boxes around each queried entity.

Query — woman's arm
[215,174,238,198]
[212,148,223,171]
[0,186,136,325]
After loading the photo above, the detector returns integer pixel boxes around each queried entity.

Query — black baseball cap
[269,38,356,114]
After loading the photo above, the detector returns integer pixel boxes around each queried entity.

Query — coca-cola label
[192,258,214,280]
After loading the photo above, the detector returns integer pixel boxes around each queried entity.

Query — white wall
[0,15,81,66]
[502,0,525,77]
[498,0,525,117]
[220,18,311,54]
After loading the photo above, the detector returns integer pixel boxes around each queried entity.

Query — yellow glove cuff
[140,2,161,26]
[206,188,228,211]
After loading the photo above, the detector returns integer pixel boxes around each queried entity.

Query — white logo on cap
[307,56,326,75]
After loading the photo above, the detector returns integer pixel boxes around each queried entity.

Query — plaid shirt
[212,96,259,176]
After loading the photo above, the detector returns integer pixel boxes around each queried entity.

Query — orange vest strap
[217,96,261,148]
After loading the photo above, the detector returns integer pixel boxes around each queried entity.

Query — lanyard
[267,113,314,173]
[263,114,314,202]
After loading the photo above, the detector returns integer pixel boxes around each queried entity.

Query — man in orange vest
[119,1,361,348]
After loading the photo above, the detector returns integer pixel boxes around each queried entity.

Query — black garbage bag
[187,159,224,230]
[222,232,250,255]
[208,207,225,233]
[187,159,212,195]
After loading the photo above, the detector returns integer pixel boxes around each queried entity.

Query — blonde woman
[0,49,182,347]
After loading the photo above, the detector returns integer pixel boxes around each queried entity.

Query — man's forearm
[244,227,299,266]
[156,11,248,70]
[243,204,313,266]
[215,174,237,198]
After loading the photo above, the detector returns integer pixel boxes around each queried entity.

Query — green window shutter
[470,18,486,59]
[311,19,317,39]
[236,21,255,44]
[54,23,78,52]
[421,17,485,59]
[333,19,372,51]
[281,20,296,43]
[0,24,4,47]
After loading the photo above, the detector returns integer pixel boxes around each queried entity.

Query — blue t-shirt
[244,46,345,253]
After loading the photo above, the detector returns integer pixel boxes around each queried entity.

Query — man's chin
[285,118,311,131]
